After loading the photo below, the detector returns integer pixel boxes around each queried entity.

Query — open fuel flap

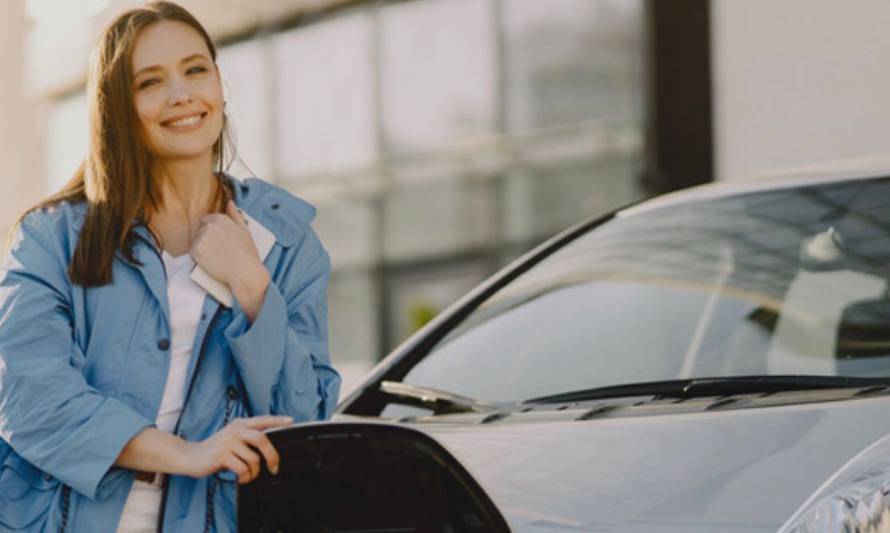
[238,422,511,532]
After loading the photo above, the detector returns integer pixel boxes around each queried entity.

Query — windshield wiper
[379,381,498,414]
[524,375,890,404]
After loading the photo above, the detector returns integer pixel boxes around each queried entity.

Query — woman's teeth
[166,114,203,127]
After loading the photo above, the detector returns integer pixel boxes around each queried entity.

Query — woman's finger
[241,429,280,475]
[222,454,250,482]
[227,417,246,427]
[230,442,261,482]
[242,415,293,431]
[226,200,246,226]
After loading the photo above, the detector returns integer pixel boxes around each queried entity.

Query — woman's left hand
[191,200,270,321]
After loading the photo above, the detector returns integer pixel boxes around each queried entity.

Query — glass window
[503,0,644,132]
[45,91,88,194]
[382,179,497,262]
[312,196,378,269]
[218,39,273,181]
[273,11,377,177]
[380,0,496,153]
[389,177,890,403]
[328,270,380,397]
[386,261,491,350]
[502,154,645,242]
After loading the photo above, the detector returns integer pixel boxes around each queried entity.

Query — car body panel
[238,422,511,532]
[332,395,890,531]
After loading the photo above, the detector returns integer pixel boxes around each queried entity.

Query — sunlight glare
[26,0,110,26]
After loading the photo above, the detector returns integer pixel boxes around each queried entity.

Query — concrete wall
[0,0,41,236]
[711,0,890,180]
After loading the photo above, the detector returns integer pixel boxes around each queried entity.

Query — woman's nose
[166,79,192,106]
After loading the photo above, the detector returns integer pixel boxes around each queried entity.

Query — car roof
[621,155,890,217]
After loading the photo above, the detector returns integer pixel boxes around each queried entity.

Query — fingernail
[272,465,279,475]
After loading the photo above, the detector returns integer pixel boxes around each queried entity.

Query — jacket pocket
[0,453,60,530]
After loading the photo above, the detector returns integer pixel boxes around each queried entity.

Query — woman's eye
[138,78,160,90]
[187,66,207,75]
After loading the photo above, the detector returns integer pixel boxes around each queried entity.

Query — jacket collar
[223,175,314,249]
[72,174,313,250]
[65,176,313,322]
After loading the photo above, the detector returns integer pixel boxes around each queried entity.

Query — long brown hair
[15,1,234,287]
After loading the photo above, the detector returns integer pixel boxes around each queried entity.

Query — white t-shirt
[117,251,205,533]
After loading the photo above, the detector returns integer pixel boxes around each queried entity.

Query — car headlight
[779,433,890,532]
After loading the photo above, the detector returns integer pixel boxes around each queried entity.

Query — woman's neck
[153,154,219,220]
[146,155,223,255]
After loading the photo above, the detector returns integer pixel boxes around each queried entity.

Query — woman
[0,2,340,532]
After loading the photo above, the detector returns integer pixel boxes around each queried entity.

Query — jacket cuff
[224,282,305,414]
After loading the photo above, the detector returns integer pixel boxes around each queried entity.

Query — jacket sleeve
[0,211,154,500]
[224,226,341,420]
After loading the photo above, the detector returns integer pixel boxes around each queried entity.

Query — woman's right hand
[182,415,293,484]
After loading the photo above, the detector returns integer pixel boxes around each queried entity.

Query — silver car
[241,163,890,532]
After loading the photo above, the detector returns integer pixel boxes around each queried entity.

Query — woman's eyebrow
[133,53,210,78]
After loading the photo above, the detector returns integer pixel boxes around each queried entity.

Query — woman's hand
[190,200,270,321]
[182,415,293,484]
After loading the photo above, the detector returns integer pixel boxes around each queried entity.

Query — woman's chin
[152,144,216,163]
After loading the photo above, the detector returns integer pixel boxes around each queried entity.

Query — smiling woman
[0,2,340,533]
[131,22,225,163]
[21,1,239,287]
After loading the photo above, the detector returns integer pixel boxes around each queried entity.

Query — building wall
[712,0,890,180]
[0,0,41,234]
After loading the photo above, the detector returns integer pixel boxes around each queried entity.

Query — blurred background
[2,0,890,395]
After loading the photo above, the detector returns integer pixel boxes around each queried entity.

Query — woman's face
[131,20,224,164]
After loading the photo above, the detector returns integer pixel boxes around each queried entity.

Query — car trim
[621,160,890,217]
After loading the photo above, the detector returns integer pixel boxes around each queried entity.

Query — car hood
[353,394,890,532]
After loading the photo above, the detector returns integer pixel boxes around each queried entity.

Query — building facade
[7,0,648,394]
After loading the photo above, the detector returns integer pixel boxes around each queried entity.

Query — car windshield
[395,176,890,404]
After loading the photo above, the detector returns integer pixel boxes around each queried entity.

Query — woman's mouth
[161,112,208,132]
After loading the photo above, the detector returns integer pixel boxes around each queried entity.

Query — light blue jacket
[0,177,341,532]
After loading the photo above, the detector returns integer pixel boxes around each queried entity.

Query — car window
[394,177,890,403]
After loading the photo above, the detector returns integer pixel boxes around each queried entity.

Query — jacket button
[226,385,238,400]
[157,339,170,351]
[44,473,53,481]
